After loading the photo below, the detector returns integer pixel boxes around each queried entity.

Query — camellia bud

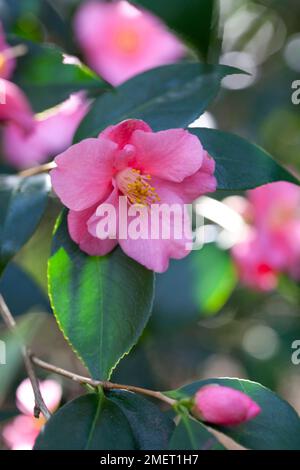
[194,384,261,426]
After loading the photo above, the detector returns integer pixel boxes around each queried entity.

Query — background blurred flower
[0,78,34,132]
[2,378,62,450]
[2,92,90,169]
[74,0,185,86]
[231,182,300,290]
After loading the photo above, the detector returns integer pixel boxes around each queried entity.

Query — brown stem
[31,355,176,407]
[0,295,51,420]
[19,161,56,178]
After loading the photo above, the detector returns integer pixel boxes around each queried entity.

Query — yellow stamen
[116,168,160,207]
[115,29,139,53]
[0,53,5,73]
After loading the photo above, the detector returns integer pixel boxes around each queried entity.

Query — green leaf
[48,211,155,380]
[191,128,299,190]
[75,63,242,141]
[153,246,236,329]
[192,244,237,315]
[0,409,19,422]
[34,390,174,450]
[167,378,300,450]
[0,174,50,275]
[132,0,219,60]
[12,40,111,111]
[169,414,225,450]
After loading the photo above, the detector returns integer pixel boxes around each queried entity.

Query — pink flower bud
[195,385,261,426]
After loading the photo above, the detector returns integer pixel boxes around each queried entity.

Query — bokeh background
[1,0,300,448]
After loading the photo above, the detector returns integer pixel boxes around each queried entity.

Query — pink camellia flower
[2,92,90,169]
[2,378,62,450]
[231,182,300,290]
[0,78,34,132]
[74,0,184,86]
[0,22,16,79]
[195,384,261,426]
[51,119,216,272]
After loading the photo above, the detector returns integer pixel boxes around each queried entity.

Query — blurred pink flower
[232,234,279,291]
[3,92,91,169]
[0,22,16,79]
[232,182,300,290]
[51,119,216,272]
[195,384,261,426]
[2,378,62,450]
[0,78,34,132]
[74,0,184,86]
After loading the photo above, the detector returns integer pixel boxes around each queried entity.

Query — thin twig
[31,355,176,407]
[19,161,56,178]
[0,295,51,420]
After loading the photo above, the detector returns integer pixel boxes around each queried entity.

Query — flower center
[116,168,160,206]
[115,29,140,53]
[0,53,6,74]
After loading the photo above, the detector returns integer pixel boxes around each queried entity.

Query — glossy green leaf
[75,63,242,141]
[191,128,299,190]
[192,244,237,315]
[0,174,50,275]
[34,390,174,450]
[48,211,155,380]
[167,378,300,450]
[132,0,219,60]
[169,414,225,450]
[153,246,236,329]
[13,40,111,111]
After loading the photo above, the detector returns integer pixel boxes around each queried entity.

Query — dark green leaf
[132,0,219,60]
[191,128,299,190]
[0,409,19,422]
[12,40,111,111]
[167,378,300,450]
[75,63,242,141]
[48,211,155,380]
[0,263,50,316]
[34,390,174,450]
[169,414,225,450]
[0,174,50,275]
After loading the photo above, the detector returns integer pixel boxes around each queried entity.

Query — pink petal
[152,151,216,203]
[2,415,38,450]
[68,192,118,256]
[0,79,34,132]
[74,1,184,86]
[99,119,151,148]
[51,137,118,211]
[16,378,62,416]
[195,385,261,426]
[248,182,300,234]
[3,93,90,169]
[131,128,204,182]
[119,181,192,272]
